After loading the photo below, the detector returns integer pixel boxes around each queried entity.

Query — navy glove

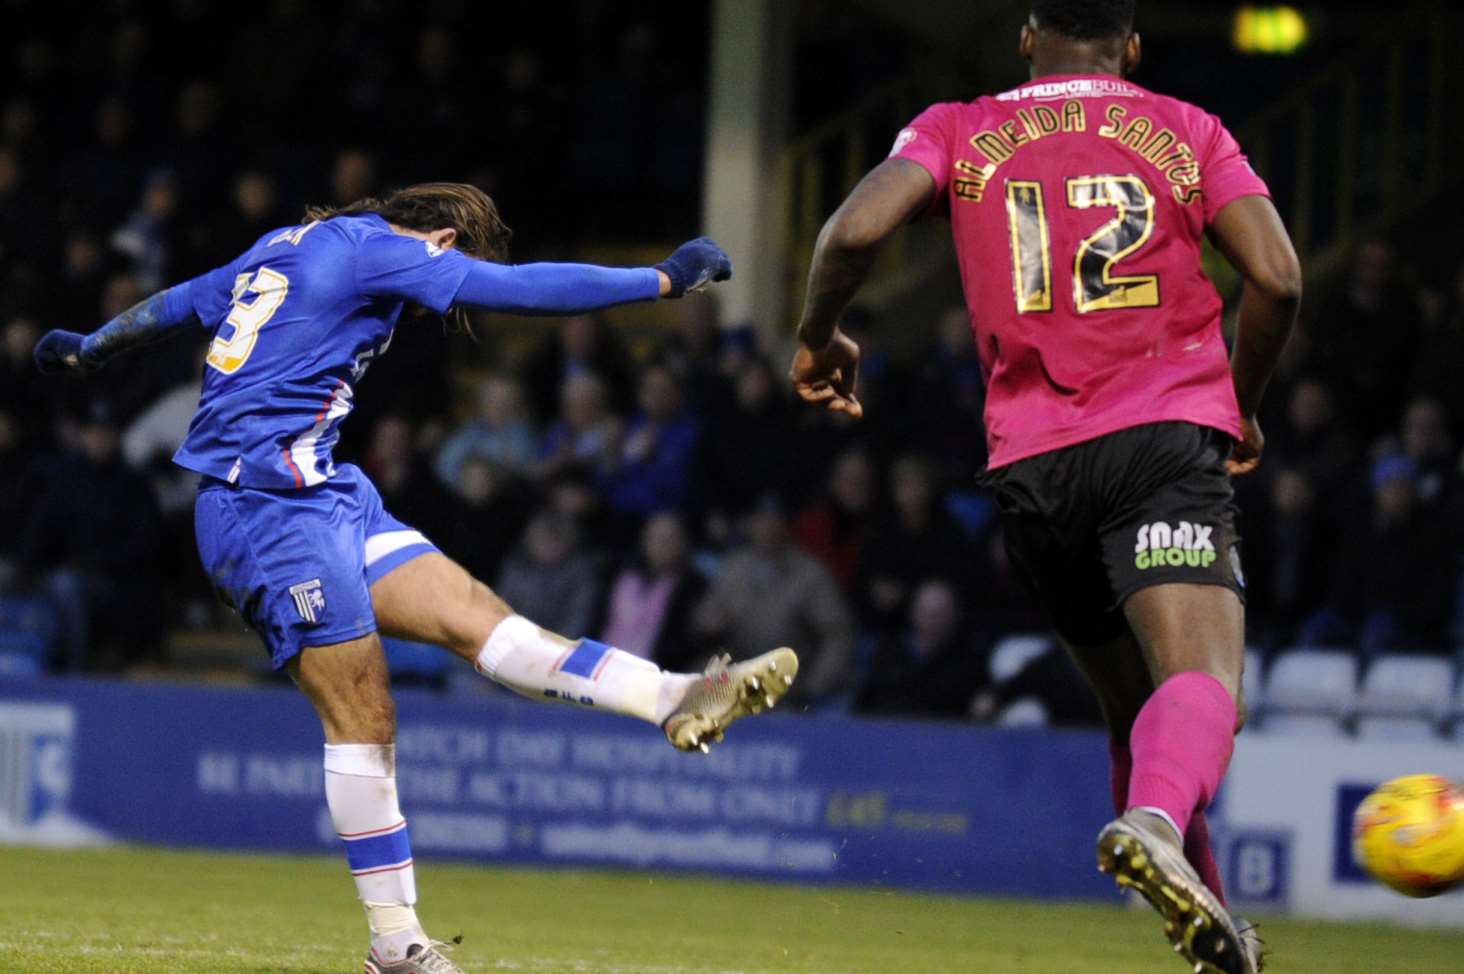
[655,236,733,298]
[34,330,99,375]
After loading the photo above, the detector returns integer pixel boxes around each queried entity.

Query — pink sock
[1111,738,1229,902]
[1185,810,1227,906]
[1108,740,1132,815]
[1126,672,1236,838]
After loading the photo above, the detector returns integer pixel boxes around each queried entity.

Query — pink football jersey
[892,74,1270,469]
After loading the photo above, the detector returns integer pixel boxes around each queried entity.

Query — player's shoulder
[1118,81,1228,136]
[309,212,392,247]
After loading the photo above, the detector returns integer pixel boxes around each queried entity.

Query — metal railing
[1238,8,1462,276]
[779,78,927,321]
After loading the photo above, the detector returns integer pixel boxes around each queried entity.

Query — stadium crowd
[4,2,1464,728]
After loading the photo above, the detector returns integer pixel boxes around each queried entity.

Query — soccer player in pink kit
[788,3,1299,972]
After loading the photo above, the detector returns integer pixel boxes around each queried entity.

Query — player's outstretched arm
[1207,194,1303,476]
[450,237,732,315]
[791,158,934,418]
[33,286,202,375]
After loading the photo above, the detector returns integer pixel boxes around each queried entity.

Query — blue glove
[655,236,733,297]
[33,330,99,375]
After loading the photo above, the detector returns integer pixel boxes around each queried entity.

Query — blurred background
[4,0,1464,932]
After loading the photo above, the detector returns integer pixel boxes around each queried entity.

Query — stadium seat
[1355,716,1442,742]
[1262,648,1358,717]
[1357,655,1455,720]
[0,595,57,644]
[0,649,42,677]
[994,697,1049,728]
[1257,713,1349,739]
[0,629,49,671]
[1241,648,1265,712]
[988,634,1054,684]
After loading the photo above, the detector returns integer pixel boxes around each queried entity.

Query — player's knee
[454,579,512,653]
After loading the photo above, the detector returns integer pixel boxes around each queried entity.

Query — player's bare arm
[1207,194,1303,476]
[790,157,934,418]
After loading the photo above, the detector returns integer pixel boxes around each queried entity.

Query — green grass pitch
[3,846,1462,972]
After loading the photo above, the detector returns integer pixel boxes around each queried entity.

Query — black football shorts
[982,421,1245,647]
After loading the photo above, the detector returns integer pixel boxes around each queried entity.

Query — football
[1353,774,1464,898]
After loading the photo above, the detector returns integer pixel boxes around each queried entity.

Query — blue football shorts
[194,463,439,668]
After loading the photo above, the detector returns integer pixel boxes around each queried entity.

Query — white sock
[475,614,694,725]
[324,743,425,963]
[1134,805,1184,844]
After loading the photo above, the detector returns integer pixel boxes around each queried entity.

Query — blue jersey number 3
[206,267,290,374]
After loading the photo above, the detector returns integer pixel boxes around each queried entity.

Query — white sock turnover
[475,614,694,725]
[323,743,425,963]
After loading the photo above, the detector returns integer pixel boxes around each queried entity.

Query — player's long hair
[305,182,513,338]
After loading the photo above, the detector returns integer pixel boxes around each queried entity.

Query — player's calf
[475,616,798,751]
[371,553,800,751]
[326,743,430,968]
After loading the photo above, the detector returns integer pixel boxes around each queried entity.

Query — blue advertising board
[0,676,1118,899]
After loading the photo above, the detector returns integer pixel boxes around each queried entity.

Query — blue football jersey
[173,214,473,488]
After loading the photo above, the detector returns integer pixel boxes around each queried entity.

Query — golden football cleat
[663,648,798,754]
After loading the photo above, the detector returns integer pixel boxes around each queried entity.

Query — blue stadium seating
[0,596,57,672]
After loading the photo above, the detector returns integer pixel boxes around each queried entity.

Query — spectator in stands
[1310,240,1420,438]
[0,411,27,588]
[18,400,163,671]
[435,457,530,585]
[218,171,290,258]
[599,512,708,671]
[57,228,114,328]
[62,96,143,230]
[390,27,473,172]
[168,81,228,214]
[1243,468,1333,648]
[488,48,566,206]
[1398,396,1457,515]
[792,446,878,591]
[362,414,454,543]
[434,375,537,487]
[0,316,52,450]
[597,363,701,526]
[0,147,46,276]
[904,306,988,477]
[1410,256,1464,427]
[855,578,989,718]
[855,454,971,632]
[329,149,376,207]
[123,346,206,511]
[1306,453,1455,656]
[694,495,854,704]
[524,314,636,422]
[543,464,615,554]
[539,373,620,478]
[655,296,729,416]
[110,168,179,292]
[699,356,797,543]
[1267,377,1357,486]
[966,525,1046,643]
[495,511,601,638]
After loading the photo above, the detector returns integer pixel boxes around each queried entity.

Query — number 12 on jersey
[1006,173,1160,314]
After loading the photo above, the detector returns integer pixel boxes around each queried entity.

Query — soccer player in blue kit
[35,182,799,974]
